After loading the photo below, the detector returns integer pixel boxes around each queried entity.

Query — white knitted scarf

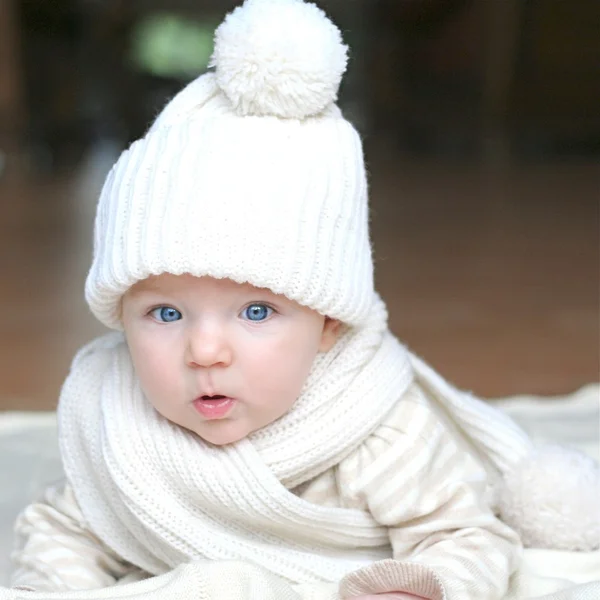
[58,296,534,584]
[59,298,412,583]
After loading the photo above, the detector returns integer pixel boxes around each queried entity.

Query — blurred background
[0,0,598,410]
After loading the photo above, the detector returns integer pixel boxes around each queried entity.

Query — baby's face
[121,274,340,445]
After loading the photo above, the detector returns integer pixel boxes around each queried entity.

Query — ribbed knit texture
[9,2,599,598]
[85,0,377,329]
[11,332,600,598]
[17,297,547,596]
[58,298,409,581]
[84,72,374,330]
[409,355,534,474]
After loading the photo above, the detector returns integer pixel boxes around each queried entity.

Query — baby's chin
[190,420,256,447]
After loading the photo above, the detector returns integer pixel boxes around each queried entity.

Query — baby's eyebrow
[127,285,164,298]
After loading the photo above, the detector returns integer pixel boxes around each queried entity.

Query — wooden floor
[0,150,598,410]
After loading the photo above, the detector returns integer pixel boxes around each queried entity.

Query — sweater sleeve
[10,482,144,591]
[335,383,522,600]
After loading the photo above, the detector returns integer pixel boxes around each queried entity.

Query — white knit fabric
[59,298,410,581]
[84,0,374,331]
[8,2,599,598]
[212,0,348,118]
[53,295,550,587]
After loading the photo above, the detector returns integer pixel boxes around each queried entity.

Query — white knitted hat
[85,0,374,330]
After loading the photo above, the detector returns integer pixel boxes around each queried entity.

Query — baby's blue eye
[150,306,182,323]
[242,304,272,322]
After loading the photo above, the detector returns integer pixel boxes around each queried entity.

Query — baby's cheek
[136,363,181,409]
[267,337,317,381]
[253,356,307,399]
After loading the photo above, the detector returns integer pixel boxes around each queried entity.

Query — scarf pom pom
[499,444,600,551]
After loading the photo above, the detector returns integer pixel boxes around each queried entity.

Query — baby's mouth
[193,395,236,419]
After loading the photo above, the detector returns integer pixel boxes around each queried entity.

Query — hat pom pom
[211,0,348,118]
[498,444,600,551]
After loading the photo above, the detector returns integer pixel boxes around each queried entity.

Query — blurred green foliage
[130,13,215,79]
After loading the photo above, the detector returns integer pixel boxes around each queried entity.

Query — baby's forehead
[128,273,274,298]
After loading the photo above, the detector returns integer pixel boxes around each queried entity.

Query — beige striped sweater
[11,382,521,598]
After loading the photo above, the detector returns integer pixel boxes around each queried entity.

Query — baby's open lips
[192,395,236,419]
[194,394,236,403]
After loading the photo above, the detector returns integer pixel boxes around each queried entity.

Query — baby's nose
[184,323,233,368]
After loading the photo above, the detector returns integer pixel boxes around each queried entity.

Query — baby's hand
[350,594,427,600]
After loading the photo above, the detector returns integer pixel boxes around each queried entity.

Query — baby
[9,1,597,599]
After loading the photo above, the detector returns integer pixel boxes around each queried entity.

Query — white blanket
[0,385,598,599]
